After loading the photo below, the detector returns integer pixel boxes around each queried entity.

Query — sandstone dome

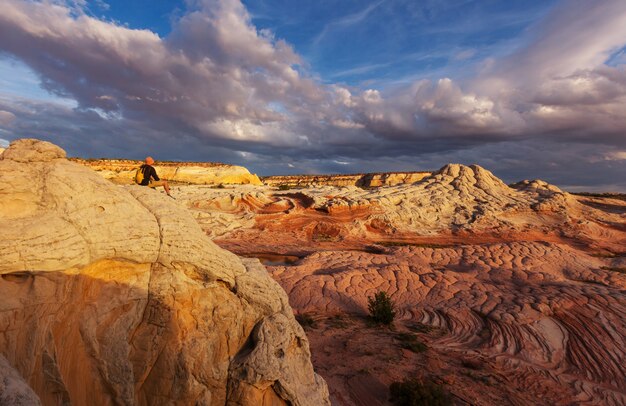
[0,139,329,405]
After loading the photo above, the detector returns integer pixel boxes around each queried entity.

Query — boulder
[0,139,329,405]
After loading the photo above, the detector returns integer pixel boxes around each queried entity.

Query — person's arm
[150,166,160,181]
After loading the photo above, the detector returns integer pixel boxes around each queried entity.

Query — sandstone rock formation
[73,158,263,186]
[0,139,329,405]
[172,163,626,405]
[269,242,626,405]
[262,171,431,188]
[176,163,624,254]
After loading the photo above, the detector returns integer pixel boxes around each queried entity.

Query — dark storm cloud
[0,0,625,189]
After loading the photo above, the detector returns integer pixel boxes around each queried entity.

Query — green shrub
[389,379,452,406]
[295,313,317,329]
[367,291,396,325]
[394,333,428,353]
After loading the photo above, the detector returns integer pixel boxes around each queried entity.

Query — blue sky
[243,0,557,86]
[93,0,558,86]
[0,0,625,191]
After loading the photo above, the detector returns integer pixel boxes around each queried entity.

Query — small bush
[389,379,452,406]
[295,313,317,329]
[395,333,428,353]
[367,291,396,325]
[277,184,294,190]
[327,314,348,329]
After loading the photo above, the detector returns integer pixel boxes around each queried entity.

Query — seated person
[137,156,173,198]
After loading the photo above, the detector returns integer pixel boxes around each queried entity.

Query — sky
[0,0,625,191]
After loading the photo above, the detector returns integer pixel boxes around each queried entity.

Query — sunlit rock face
[177,163,623,253]
[174,162,626,405]
[0,139,329,406]
[73,157,263,186]
[262,171,431,188]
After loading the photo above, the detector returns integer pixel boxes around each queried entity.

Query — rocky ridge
[73,158,263,185]
[0,139,329,405]
[262,171,431,188]
[176,163,617,251]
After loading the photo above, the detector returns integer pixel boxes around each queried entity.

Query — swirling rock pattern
[173,163,625,405]
[270,243,626,405]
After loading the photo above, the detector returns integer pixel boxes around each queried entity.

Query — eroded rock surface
[262,171,431,188]
[73,158,263,185]
[176,163,624,254]
[269,243,626,405]
[0,139,329,406]
[173,163,625,405]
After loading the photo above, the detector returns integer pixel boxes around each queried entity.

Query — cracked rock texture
[0,139,329,406]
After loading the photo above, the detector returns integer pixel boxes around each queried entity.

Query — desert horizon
[2,138,625,405]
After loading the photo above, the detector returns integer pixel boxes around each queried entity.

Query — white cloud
[0,0,625,190]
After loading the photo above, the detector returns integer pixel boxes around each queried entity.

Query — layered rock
[0,139,328,405]
[356,171,431,187]
[262,171,431,188]
[269,243,626,405]
[73,158,263,185]
[176,163,625,253]
[172,163,626,404]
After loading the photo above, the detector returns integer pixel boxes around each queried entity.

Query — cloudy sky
[0,0,625,191]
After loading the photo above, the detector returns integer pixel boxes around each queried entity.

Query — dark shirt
[139,164,160,186]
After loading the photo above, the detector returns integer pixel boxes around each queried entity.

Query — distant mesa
[73,157,263,186]
[0,138,329,405]
[262,171,431,188]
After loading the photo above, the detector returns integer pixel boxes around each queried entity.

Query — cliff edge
[0,139,329,405]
